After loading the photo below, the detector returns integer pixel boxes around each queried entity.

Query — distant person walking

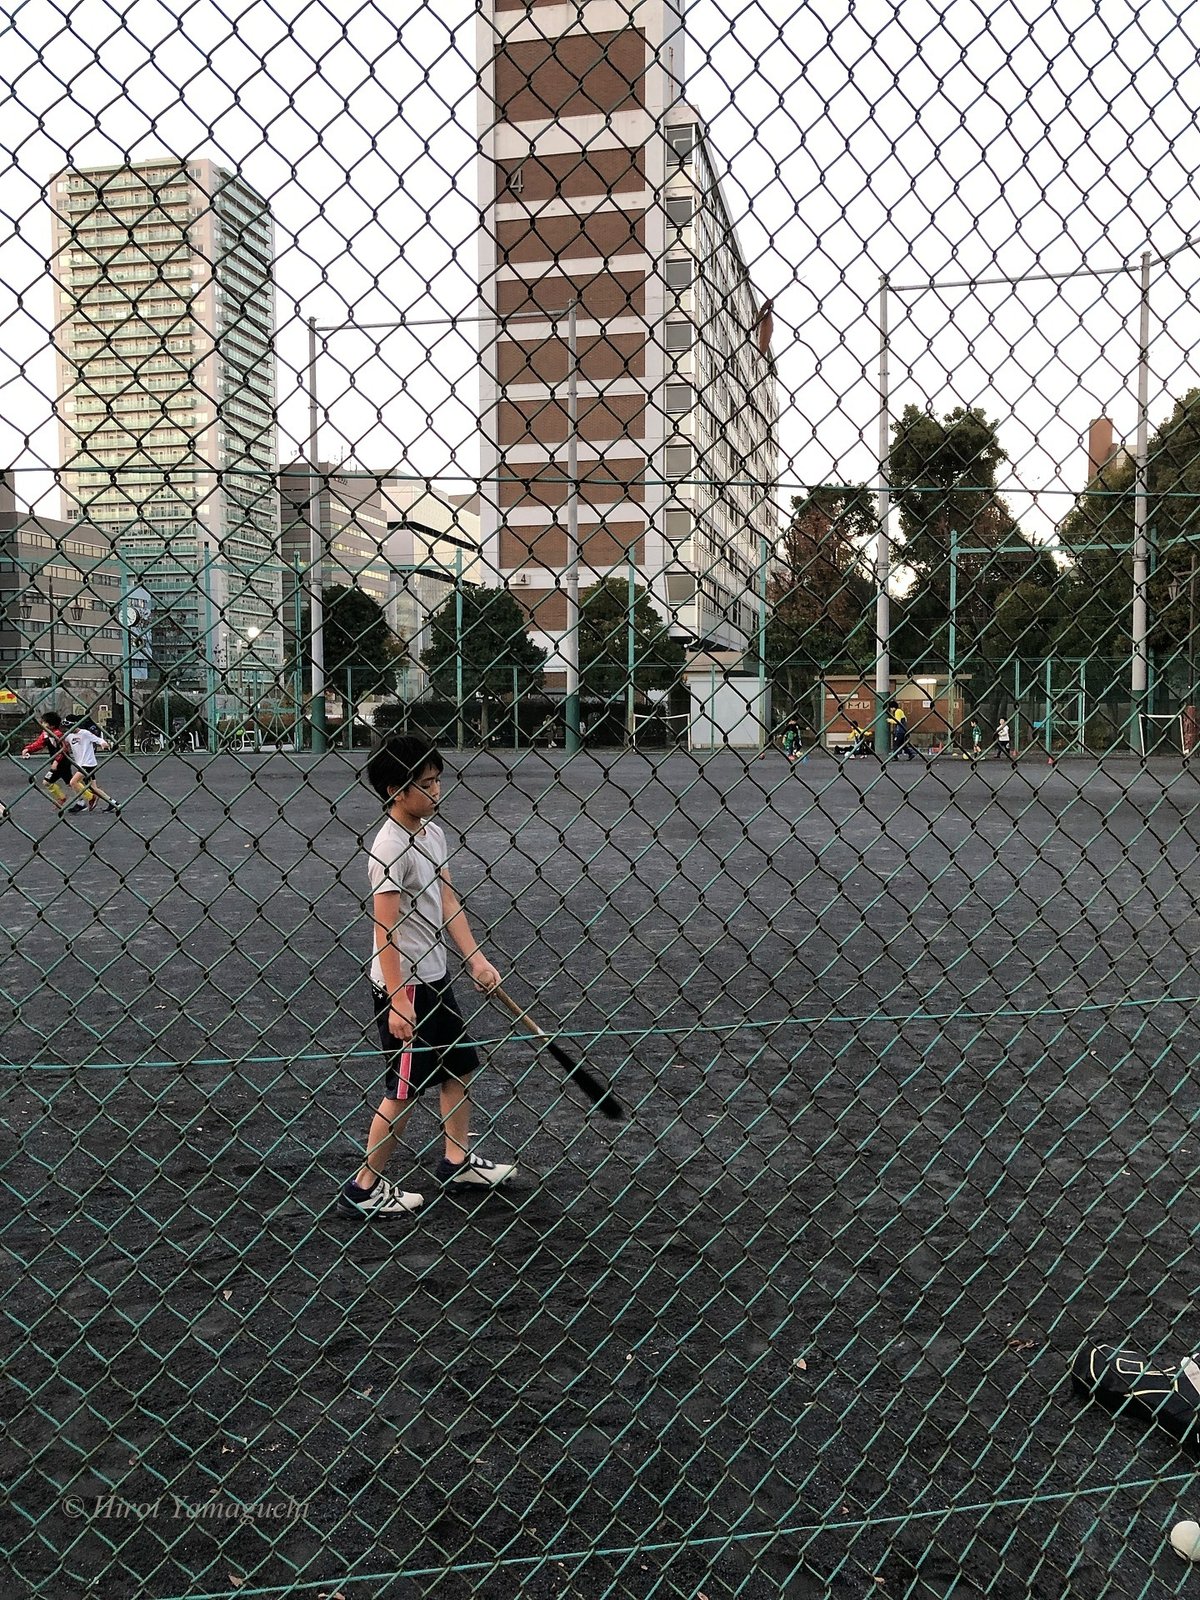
[971,720,983,761]
[995,716,1013,761]
[889,702,918,761]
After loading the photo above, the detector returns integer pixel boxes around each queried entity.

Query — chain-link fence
[5,1,1200,1596]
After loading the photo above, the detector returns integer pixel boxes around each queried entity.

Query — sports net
[4,2,1200,1596]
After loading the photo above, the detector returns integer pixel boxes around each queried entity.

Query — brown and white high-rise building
[477,0,778,680]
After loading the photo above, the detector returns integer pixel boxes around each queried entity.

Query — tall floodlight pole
[627,547,637,744]
[757,533,769,746]
[564,300,582,753]
[455,543,464,750]
[889,244,1200,759]
[306,317,327,754]
[303,302,602,759]
[875,276,892,758]
[1130,251,1152,755]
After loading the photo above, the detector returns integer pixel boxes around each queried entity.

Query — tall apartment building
[477,0,778,680]
[50,158,282,692]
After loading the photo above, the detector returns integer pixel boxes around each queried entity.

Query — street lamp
[388,516,477,749]
[389,556,465,745]
[305,304,581,755]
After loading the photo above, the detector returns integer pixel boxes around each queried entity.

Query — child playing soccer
[339,734,516,1218]
[21,711,75,815]
[64,719,120,814]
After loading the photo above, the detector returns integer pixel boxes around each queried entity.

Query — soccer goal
[632,711,690,748]
[1138,711,1189,757]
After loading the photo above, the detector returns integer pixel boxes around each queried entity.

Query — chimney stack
[0,469,17,516]
[1087,418,1116,482]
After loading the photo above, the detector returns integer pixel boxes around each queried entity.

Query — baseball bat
[490,985,625,1120]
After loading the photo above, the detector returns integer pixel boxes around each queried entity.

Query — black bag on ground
[1071,1338,1200,1440]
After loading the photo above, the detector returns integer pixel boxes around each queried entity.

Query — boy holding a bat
[339,734,516,1217]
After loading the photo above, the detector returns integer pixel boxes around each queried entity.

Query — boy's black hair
[366,734,444,801]
[41,711,64,729]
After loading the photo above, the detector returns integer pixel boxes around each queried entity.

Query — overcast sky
[2,0,1198,543]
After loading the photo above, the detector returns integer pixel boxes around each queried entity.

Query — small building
[0,472,123,723]
[381,480,483,699]
[685,650,770,749]
[821,674,968,749]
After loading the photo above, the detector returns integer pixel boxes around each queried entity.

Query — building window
[666,125,694,163]
[666,572,696,605]
[664,320,692,352]
[664,258,692,290]
[664,445,693,480]
[665,196,693,229]
[664,508,692,541]
[664,382,692,414]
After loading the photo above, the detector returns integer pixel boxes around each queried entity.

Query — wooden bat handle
[491,984,548,1039]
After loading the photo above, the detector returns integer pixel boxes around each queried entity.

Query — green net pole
[201,542,218,755]
[307,317,327,755]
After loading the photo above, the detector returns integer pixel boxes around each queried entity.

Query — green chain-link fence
[5,0,1200,1595]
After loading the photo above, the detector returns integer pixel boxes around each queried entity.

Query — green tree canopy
[422,584,546,699]
[766,486,876,688]
[1057,388,1200,666]
[888,404,1058,669]
[764,483,876,710]
[321,584,402,697]
[578,576,685,698]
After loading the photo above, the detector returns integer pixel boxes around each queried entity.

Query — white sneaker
[338,1176,424,1216]
[435,1153,517,1187]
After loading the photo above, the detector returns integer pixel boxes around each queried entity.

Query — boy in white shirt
[64,720,119,813]
[339,735,516,1218]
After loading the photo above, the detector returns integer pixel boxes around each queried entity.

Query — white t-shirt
[367,817,449,987]
[65,728,109,768]
[996,720,1010,744]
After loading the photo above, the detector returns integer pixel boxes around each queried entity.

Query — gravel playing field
[3,748,1200,1599]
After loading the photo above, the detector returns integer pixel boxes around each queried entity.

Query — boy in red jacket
[22,712,75,814]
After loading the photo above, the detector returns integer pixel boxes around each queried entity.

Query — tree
[1057,388,1200,672]
[888,404,1058,670]
[321,585,402,698]
[766,486,876,695]
[578,577,685,699]
[422,584,546,699]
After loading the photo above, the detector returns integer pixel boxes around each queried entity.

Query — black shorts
[43,756,72,787]
[373,975,481,1102]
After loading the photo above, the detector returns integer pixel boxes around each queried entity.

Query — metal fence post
[1130,250,1152,755]
[874,274,892,759]
[564,299,582,754]
[307,317,327,754]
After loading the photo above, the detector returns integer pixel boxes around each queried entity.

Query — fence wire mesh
[4,0,1200,1596]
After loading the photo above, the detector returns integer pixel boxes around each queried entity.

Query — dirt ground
[3,748,1200,1599]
